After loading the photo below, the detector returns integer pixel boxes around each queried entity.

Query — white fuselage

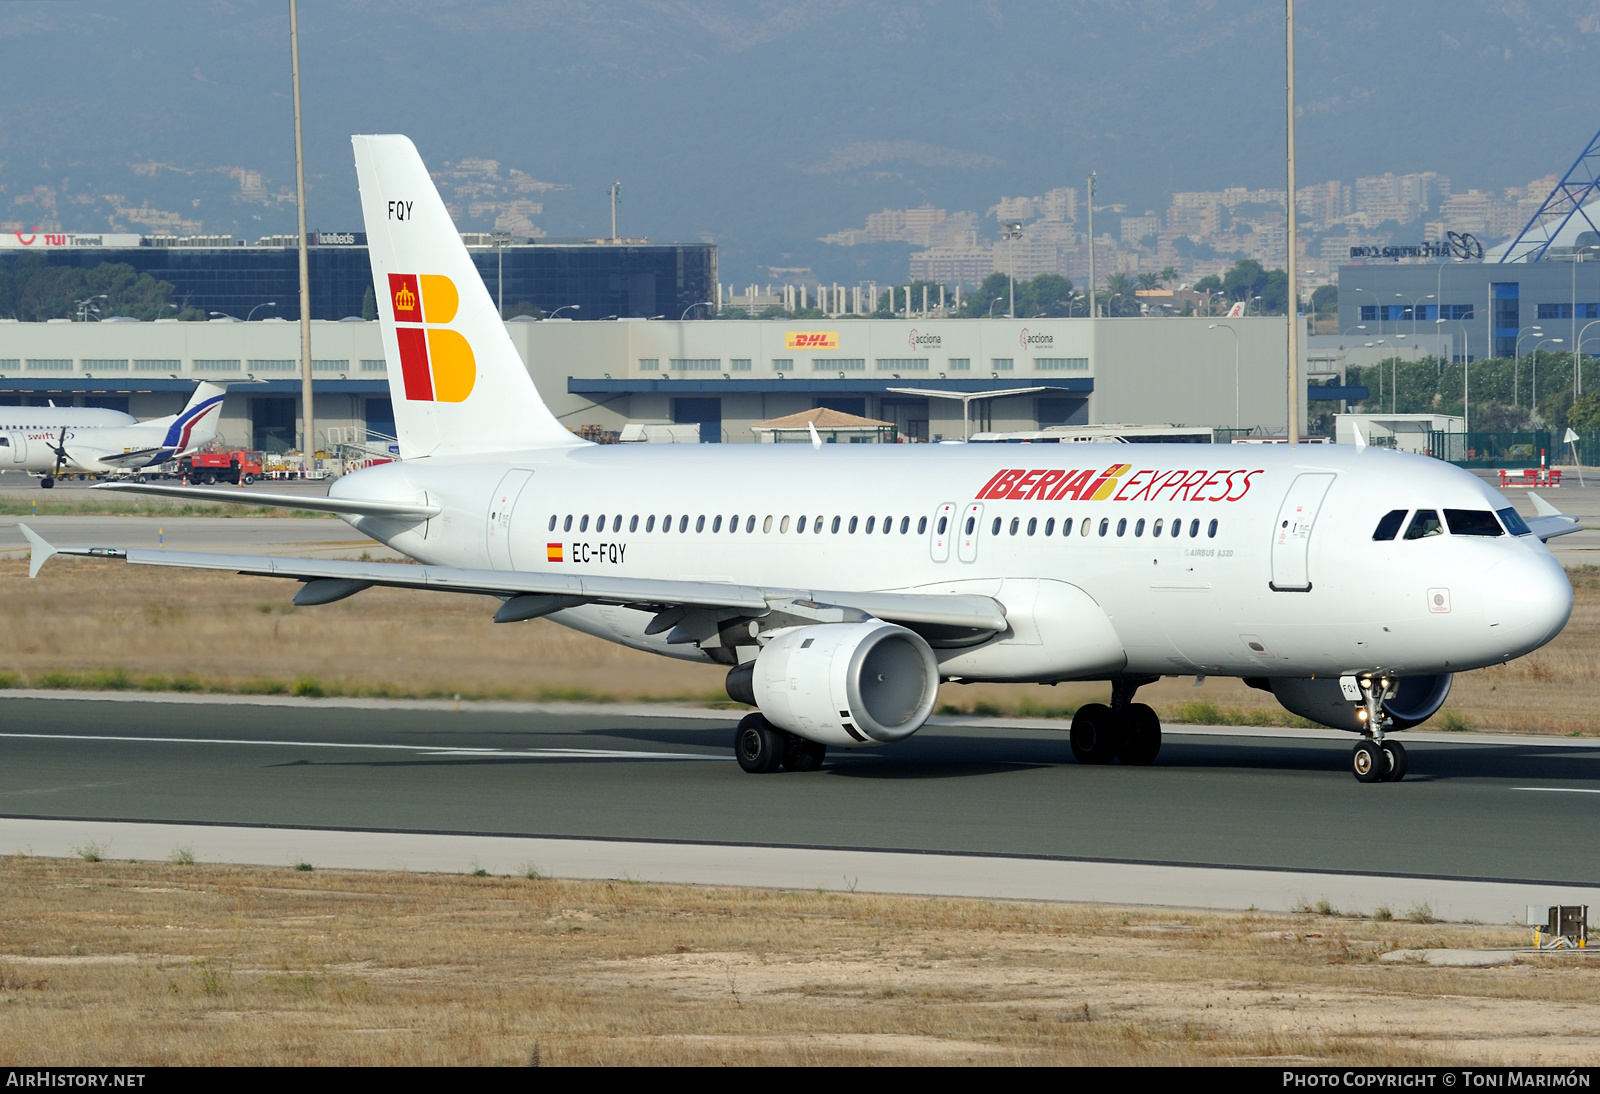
[329,441,1572,682]
[1,403,222,474]
[1,408,138,471]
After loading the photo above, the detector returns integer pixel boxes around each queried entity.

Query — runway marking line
[0,731,723,761]
[1511,786,1600,794]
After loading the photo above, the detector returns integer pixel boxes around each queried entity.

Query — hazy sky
[3,1,1599,281]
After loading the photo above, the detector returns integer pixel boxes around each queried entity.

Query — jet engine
[1266,674,1453,732]
[727,621,940,747]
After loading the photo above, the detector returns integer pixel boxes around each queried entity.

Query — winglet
[1529,491,1563,518]
[808,421,822,450]
[1351,424,1366,450]
[18,524,57,579]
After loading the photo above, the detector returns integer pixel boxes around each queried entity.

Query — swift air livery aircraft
[22,135,1581,783]
[4,382,228,486]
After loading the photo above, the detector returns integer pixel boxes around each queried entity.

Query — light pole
[246,301,278,321]
[1395,292,1434,337]
[1576,318,1600,397]
[1532,338,1564,412]
[988,298,1002,319]
[1515,326,1545,408]
[1086,173,1096,319]
[491,232,512,319]
[549,305,580,319]
[1437,317,1465,431]
[1001,219,1023,318]
[1209,322,1240,428]
[1390,335,1412,411]
[74,294,108,322]
[1351,287,1380,335]
[679,302,712,320]
[1364,342,1386,408]
[1340,324,1368,336]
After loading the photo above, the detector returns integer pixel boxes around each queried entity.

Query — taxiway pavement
[1,695,1594,921]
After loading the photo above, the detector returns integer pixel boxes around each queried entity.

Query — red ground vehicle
[179,450,264,486]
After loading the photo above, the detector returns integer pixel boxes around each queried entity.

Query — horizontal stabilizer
[91,448,163,467]
[91,482,439,520]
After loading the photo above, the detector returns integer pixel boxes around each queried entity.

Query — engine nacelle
[734,621,940,747]
[1267,674,1453,732]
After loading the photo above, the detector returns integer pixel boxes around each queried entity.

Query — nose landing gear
[1350,674,1408,782]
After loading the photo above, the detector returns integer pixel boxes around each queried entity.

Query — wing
[1527,491,1583,541]
[17,526,1008,642]
[91,481,439,520]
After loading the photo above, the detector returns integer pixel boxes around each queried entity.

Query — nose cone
[1484,551,1573,657]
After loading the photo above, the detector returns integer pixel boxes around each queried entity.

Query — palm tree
[1135,272,1160,291]
[1103,273,1140,317]
[1160,266,1178,285]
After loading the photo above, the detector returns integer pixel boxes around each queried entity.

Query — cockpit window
[1497,507,1533,536]
[1403,509,1443,540]
[1444,509,1504,537]
[1372,509,1407,541]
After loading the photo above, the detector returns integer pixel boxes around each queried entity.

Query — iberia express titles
[975,464,1264,503]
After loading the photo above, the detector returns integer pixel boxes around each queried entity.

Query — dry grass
[0,558,732,703]
[3,557,1599,733]
[0,493,332,519]
[0,856,1596,1066]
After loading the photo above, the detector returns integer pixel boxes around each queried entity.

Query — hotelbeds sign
[2,230,143,248]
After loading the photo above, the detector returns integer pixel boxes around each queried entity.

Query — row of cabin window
[980,514,1218,539]
[547,511,1220,540]
[552,513,930,535]
[1370,506,1530,541]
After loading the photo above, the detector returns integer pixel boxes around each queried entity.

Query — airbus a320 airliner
[23,135,1579,782]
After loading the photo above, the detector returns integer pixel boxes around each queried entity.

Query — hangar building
[0,315,1301,450]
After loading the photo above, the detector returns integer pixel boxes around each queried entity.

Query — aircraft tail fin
[351,134,584,458]
[137,381,228,459]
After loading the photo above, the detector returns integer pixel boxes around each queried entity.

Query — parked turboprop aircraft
[23,135,1579,782]
[4,382,229,486]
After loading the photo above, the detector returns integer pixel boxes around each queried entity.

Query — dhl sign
[785,331,839,350]
[976,464,1265,504]
[388,273,476,402]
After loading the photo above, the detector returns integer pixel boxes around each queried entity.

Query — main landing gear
[1350,674,1408,783]
[734,713,827,774]
[1070,677,1162,766]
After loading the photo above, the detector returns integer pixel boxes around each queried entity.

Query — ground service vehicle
[180,451,263,486]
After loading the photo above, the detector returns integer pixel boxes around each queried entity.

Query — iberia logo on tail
[388,273,476,402]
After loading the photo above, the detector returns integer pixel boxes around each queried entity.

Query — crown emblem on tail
[393,282,417,311]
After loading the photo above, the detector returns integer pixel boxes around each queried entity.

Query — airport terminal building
[0,232,716,323]
[1338,258,1600,361]
[0,315,1298,450]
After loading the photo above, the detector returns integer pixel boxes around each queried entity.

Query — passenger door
[929,502,956,562]
[1270,473,1336,591]
[8,432,24,463]
[957,502,983,564]
[487,468,534,569]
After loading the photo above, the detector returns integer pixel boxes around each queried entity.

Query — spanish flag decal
[389,273,476,403]
[546,542,564,563]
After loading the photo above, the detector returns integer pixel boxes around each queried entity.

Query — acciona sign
[1349,232,1483,261]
